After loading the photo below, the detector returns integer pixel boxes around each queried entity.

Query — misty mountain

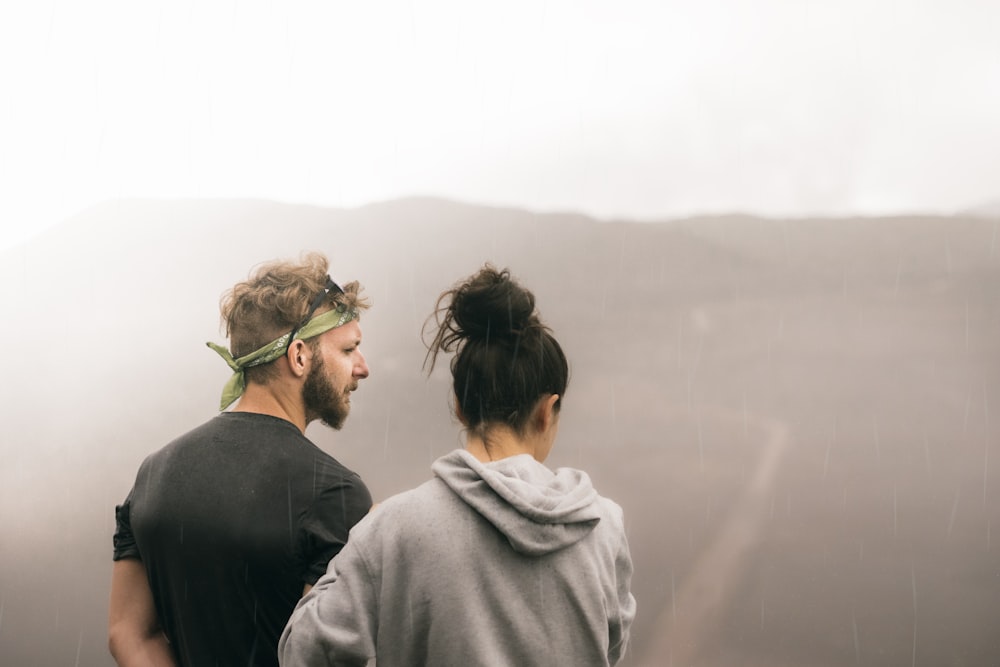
[1,198,997,666]
[961,197,1000,219]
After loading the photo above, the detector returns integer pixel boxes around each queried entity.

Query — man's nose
[354,351,370,379]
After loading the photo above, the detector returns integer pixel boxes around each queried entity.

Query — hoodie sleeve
[278,534,378,667]
[608,527,637,666]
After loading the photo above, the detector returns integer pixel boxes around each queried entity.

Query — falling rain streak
[670,572,676,622]
[893,483,898,538]
[611,384,617,434]
[948,488,961,539]
[697,414,704,472]
[965,298,970,351]
[911,566,918,667]
[873,416,881,462]
[676,317,683,369]
[823,437,832,481]
[894,255,903,298]
[852,614,861,665]
[964,388,973,434]
[742,391,748,438]
[383,406,391,459]
[984,437,990,507]
[985,380,991,428]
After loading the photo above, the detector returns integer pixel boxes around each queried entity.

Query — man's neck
[233,383,308,433]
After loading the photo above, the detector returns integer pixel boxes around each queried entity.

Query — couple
[110,252,636,667]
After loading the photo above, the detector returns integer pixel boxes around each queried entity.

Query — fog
[0,198,997,665]
[5,0,1000,252]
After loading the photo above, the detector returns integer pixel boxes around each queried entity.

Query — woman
[279,265,636,666]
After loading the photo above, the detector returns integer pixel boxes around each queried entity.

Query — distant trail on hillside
[640,409,791,666]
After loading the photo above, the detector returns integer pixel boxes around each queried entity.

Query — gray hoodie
[279,449,636,667]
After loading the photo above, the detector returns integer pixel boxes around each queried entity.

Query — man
[109,252,373,667]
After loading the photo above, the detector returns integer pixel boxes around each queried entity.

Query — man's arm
[299,501,378,598]
[108,558,178,667]
[280,540,378,667]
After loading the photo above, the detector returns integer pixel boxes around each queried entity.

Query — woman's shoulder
[366,476,456,521]
[589,490,627,534]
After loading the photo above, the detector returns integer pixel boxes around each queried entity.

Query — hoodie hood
[432,449,602,556]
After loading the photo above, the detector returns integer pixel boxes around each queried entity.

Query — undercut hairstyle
[424,264,568,437]
[220,251,370,385]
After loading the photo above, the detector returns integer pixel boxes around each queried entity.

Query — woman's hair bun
[449,265,536,342]
[423,263,569,436]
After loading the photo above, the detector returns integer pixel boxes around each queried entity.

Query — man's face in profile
[303,319,368,429]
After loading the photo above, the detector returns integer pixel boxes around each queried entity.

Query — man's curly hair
[220,251,370,385]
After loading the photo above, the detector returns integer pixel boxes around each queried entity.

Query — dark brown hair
[424,264,568,436]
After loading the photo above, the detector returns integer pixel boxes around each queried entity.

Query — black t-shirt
[113,412,372,667]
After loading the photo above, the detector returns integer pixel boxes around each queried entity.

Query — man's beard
[303,354,350,429]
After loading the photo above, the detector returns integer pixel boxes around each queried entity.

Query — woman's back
[280,449,634,666]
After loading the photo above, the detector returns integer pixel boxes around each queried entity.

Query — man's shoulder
[136,417,215,465]
[174,412,307,446]
[305,450,367,493]
[139,412,307,469]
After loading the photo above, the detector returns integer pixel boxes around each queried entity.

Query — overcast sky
[2,0,998,252]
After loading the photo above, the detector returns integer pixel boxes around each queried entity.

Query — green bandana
[207,305,358,411]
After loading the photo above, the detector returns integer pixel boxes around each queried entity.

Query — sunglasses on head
[288,275,346,343]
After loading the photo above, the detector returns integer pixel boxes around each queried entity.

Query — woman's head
[424,265,569,438]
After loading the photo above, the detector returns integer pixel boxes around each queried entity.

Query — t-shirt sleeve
[112,490,141,561]
[297,474,373,585]
[280,527,379,666]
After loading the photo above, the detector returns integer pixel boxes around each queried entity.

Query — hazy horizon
[4,0,1000,251]
[5,191,999,256]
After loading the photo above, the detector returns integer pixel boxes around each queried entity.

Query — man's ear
[286,339,311,378]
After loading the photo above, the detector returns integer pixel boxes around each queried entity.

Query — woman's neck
[464,428,536,463]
